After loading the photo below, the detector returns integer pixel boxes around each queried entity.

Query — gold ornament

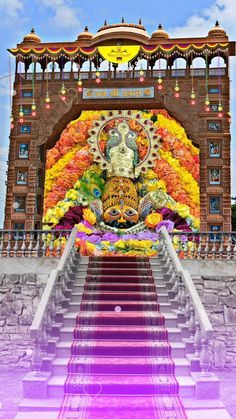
[102,177,139,212]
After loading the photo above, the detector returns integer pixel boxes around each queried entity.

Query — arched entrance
[43,109,200,256]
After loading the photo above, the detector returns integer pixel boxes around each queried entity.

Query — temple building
[5,20,236,240]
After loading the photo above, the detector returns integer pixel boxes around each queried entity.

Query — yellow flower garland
[159,149,199,206]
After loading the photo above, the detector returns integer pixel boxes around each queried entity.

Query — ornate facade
[5,21,236,234]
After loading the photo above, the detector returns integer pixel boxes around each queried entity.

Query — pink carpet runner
[58,256,188,418]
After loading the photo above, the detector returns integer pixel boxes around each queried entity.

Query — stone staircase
[16,256,231,419]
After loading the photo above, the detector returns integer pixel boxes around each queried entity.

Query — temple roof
[9,20,235,59]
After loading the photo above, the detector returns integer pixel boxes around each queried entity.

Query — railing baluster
[49,232,55,257]
[176,235,181,257]
[194,319,202,357]
[21,232,26,257]
[28,231,34,257]
[189,306,196,342]
[13,232,19,257]
[32,336,43,376]
[200,338,212,376]
[204,234,209,259]
[56,233,62,257]
[184,296,191,324]
[211,234,216,258]
[42,232,47,257]
[34,231,41,257]
[197,234,202,259]
[190,235,195,259]
[6,231,11,257]
[219,233,224,259]
[226,234,232,259]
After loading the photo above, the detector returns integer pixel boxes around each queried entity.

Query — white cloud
[40,0,80,29]
[0,0,24,21]
[169,0,236,38]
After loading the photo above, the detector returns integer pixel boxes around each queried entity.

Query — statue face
[104,204,139,228]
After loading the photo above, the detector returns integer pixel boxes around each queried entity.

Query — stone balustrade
[1,229,236,259]
[29,226,78,375]
[168,231,236,260]
[16,67,227,82]
[159,226,214,375]
[0,230,70,257]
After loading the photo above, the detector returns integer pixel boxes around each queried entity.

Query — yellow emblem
[98,45,140,64]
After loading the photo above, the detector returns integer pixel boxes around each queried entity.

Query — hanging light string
[60,56,67,99]
[31,58,36,115]
[218,51,223,115]
[18,60,24,120]
[95,53,101,84]
[190,52,196,105]
[9,56,14,128]
[157,52,163,89]
[205,50,210,110]
[77,54,83,91]
[139,52,144,83]
[45,55,51,106]
[174,52,180,97]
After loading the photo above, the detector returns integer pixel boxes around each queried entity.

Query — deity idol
[87,112,172,231]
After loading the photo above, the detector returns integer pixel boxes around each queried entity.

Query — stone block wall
[193,275,236,368]
[0,273,47,369]
[0,259,236,369]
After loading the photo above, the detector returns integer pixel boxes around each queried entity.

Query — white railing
[159,226,214,375]
[17,67,227,81]
[169,231,236,260]
[29,226,78,374]
[0,229,70,257]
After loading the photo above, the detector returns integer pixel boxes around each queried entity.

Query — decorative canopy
[8,20,235,61]
[8,42,230,60]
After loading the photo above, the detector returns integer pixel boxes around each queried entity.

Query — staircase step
[86,268,153,275]
[75,282,167,292]
[60,325,182,342]
[72,291,166,302]
[69,301,172,313]
[15,413,58,419]
[18,398,62,412]
[84,275,155,284]
[56,341,185,358]
[47,375,195,398]
[63,311,177,327]
[52,356,190,376]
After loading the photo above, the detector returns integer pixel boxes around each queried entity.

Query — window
[210,225,221,241]
[209,103,219,112]
[209,141,221,158]
[18,143,29,159]
[14,196,26,212]
[19,105,32,115]
[209,196,221,214]
[208,86,221,94]
[20,124,31,134]
[22,90,33,98]
[208,121,222,132]
[13,223,25,239]
[16,169,28,185]
[209,168,221,185]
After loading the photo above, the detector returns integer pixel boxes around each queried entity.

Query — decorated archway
[43,109,199,255]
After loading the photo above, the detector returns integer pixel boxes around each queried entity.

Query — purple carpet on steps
[58,256,188,419]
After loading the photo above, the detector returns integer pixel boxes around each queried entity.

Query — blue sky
[0,0,235,226]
